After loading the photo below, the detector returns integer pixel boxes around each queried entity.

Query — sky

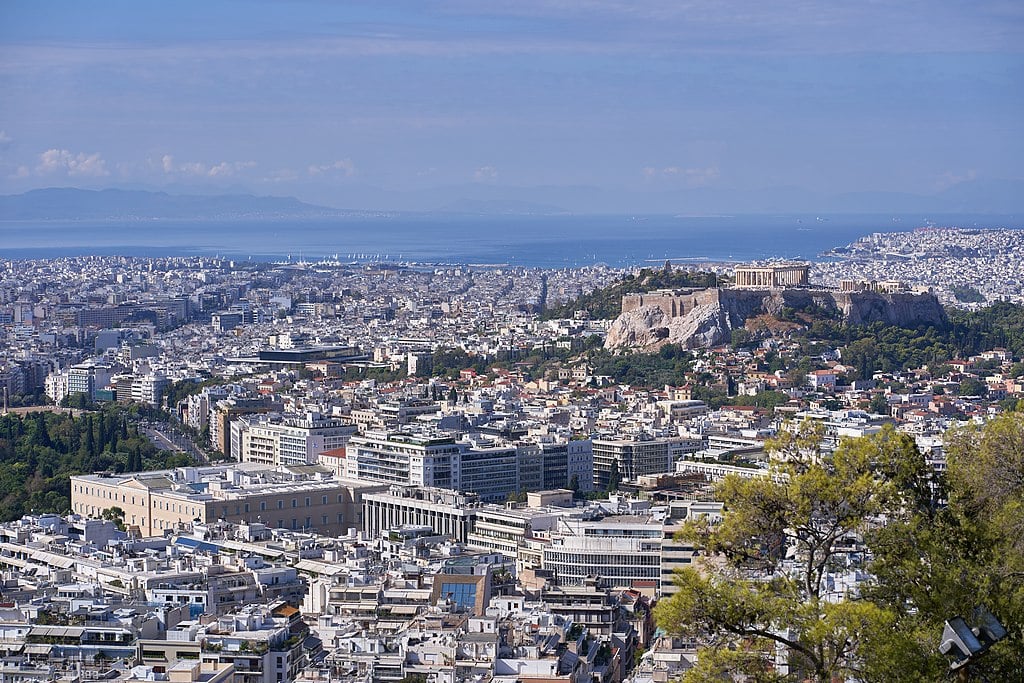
[0,1,1022,212]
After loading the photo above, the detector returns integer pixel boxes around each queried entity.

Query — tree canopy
[0,405,194,521]
[655,418,1024,681]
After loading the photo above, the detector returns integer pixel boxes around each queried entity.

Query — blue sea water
[0,213,1018,267]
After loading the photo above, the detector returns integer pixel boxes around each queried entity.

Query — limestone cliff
[605,288,947,349]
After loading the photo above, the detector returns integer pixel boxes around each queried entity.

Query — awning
[293,559,344,576]
[384,604,421,615]
[29,550,77,569]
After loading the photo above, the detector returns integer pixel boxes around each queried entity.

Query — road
[141,424,209,465]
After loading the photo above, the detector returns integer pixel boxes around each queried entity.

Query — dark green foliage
[338,365,408,383]
[958,377,988,397]
[0,405,192,521]
[730,328,753,349]
[4,389,48,408]
[542,269,719,320]
[727,391,790,411]
[947,302,1024,359]
[588,345,693,387]
[869,392,890,415]
[809,323,957,379]
[162,378,209,408]
[798,303,1024,379]
[606,460,621,492]
[951,285,985,303]
[864,414,1024,679]
[431,347,489,378]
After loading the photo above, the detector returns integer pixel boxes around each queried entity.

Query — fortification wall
[621,288,721,317]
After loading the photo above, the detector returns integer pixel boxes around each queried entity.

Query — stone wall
[620,288,721,317]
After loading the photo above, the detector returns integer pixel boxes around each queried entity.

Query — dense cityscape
[0,225,1022,681]
[3,0,1022,679]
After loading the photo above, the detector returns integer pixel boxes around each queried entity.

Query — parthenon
[733,263,809,288]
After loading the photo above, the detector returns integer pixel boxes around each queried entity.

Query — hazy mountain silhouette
[2,178,1021,220]
[0,188,343,220]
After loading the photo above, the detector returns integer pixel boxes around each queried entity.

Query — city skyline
[1,1,1022,213]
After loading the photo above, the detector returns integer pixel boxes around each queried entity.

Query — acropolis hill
[605,264,948,349]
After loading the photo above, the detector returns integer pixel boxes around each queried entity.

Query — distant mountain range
[0,179,1021,221]
[0,188,343,221]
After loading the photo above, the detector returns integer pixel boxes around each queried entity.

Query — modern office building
[456,435,519,502]
[130,372,169,406]
[542,516,664,590]
[515,438,594,493]
[347,430,593,502]
[210,396,281,458]
[345,429,462,489]
[64,361,114,401]
[591,435,686,491]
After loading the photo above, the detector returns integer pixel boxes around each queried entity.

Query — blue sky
[0,1,1021,211]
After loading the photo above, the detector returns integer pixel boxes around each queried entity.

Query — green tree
[606,460,621,492]
[869,392,889,415]
[866,414,1024,679]
[101,506,126,531]
[0,405,192,521]
[655,425,935,682]
[958,377,988,397]
[730,328,752,349]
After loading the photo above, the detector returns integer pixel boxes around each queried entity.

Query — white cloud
[35,148,109,177]
[473,165,498,182]
[160,154,255,178]
[0,130,11,148]
[308,159,356,177]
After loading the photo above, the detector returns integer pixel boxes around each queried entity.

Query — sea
[0,213,1019,268]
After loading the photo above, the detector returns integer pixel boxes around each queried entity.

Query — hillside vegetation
[542,268,720,320]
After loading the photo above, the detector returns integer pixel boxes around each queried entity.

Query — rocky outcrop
[605,288,947,349]
[605,303,732,349]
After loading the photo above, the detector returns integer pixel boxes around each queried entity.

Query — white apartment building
[131,372,169,406]
[45,360,113,402]
[345,429,462,490]
[231,412,357,467]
